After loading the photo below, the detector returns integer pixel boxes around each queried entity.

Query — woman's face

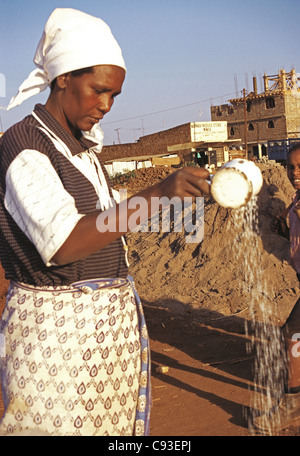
[56,65,125,135]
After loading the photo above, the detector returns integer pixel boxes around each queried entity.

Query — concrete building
[210,68,300,159]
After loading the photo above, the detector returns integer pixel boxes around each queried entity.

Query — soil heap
[0,163,298,329]
[115,163,299,331]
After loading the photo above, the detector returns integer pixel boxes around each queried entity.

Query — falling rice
[229,197,287,435]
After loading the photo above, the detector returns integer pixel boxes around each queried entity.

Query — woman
[0,8,209,436]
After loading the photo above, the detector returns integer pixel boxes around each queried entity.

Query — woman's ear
[55,73,71,89]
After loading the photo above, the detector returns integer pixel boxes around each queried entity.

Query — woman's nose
[97,96,113,115]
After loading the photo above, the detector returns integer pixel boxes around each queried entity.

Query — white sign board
[191,121,228,142]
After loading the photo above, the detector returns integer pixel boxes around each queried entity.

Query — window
[248,123,254,131]
[246,100,252,112]
[230,127,235,136]
[268,120,275,128]
[265,97,275,109]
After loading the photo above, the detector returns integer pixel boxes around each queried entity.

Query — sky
[0,0,299,145]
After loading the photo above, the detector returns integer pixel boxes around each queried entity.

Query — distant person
[0,8,210,436]
[255,143,300,432]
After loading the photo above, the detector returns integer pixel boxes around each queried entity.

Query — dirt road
[1,281,298,436]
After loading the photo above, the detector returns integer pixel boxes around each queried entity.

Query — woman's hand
[150,166,211,200]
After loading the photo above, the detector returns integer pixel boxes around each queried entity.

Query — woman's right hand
[151,166,211,201]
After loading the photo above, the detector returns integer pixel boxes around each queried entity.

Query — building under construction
[211,68,300,160]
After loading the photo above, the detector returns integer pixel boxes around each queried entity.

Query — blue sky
[0,0,299,145]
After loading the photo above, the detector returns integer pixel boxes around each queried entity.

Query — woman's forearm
[51,167,210,265]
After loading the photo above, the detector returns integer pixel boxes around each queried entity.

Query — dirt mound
[121,163,299,330]
[113,166,177,195]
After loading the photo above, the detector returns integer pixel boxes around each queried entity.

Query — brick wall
[101,123,191,162]
[100,142,139,162]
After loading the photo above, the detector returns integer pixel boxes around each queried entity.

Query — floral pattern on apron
[0,276,151,436]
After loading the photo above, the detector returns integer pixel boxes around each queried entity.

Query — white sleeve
[4,149,84,266]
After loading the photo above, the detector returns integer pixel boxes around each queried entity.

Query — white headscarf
[8,8,126,110]
[7,8,126,150]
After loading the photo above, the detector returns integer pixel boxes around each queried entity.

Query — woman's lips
[88,115,103,124]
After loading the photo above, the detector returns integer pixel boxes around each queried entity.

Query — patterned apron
[0,276,151,436]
